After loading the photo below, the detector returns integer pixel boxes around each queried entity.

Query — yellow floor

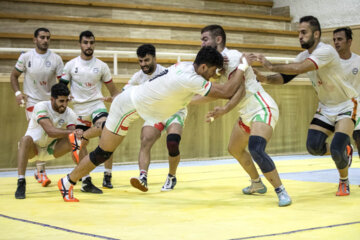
[0,157,359,240]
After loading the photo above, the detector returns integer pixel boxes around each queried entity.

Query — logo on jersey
[93,68,99,73]
[45,61,51,67]
[353,68,359,75]
[58,119,65,127]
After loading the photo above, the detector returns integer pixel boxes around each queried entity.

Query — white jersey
[221,48,264,107]
[61,56,112,104]
[123,64,166,90]
[340,53,360,94]
[131,62,212,122]
[295,42,358,106]
[25,101,77,147]
[15,49,63,101]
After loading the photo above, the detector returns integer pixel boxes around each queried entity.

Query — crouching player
[15,83,83,199]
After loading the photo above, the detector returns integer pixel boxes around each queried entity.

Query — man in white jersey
[125,44,186,192]
[10,27,64,188]
[255,16,356,196]
[195,25,291,207]
[333,27,360,158]
[15,83,83,199]
[60,30,120,193]
[57,46,256,202]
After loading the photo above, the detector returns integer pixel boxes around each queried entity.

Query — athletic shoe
[81,177,103,194]
[336,180,350,196]
[58,178,79,202]
[276,189,292,207]
[161,174,177,191]
[68,132,81,164]
[130,176,148,192]
[41,173,51,187]
[346,144,353,168]
[102,173,113,189]
[242,179,267,195]
[15,178,26,199]
[34,171,42,183]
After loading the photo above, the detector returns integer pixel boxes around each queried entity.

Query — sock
[252,177,261,183]
[62,176,71,189]
[275,185,285,193]
[340,177,348,182]
[36,162,45,172]
[168,173,175,178]
[82,175,90,181]
[104,168,112,175]
[140,169,147,176]
[18,175,25,179]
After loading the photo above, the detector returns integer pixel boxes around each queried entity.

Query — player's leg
[161,122,183,191]
[332,118,354,196]
[227,119,266,194]
[15,135,37,199]
[130,125,161,192]
[353,129,360,158]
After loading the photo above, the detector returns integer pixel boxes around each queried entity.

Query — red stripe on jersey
[204,82,210,89]
[104,79,113,84]
[26,106,34,112]
[238,119,251,134]
[116,111,137,134]
[257,91,272,125]
[307,58,318,69]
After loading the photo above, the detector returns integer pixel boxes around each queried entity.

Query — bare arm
[253,68,285,85]
[10,68,26,106]
[258,54,316,75]
[103,80,120,102]
[39,118,79,139]
[206,79,246,122]
[190,94,217,105]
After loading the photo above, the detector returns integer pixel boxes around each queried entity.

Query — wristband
[15,91,22,97]
[237,57,249,72]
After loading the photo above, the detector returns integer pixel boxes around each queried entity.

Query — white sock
[252,178,261,182]
[104,168,112,175]
[62,177,71,189]
[18,175,25,179]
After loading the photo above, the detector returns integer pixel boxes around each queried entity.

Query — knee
[140,134,158,149]
[89,146,113,166]
[330,132,350,169]
[306,129,328,156]
[248,136,275,173]
[19,136,33,148]
[167,134,181,157]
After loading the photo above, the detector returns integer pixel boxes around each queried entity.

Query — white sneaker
[277,189,292,207]
[242,179,267,195]
[161,174,177,192]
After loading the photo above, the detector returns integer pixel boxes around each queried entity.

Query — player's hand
[257,54,273,71]
[253,68,267,83]
[102,96,113,103]
[16,93,27,107]
[242,53,258,65]
[206,106,227,123]
[73,129,84,139]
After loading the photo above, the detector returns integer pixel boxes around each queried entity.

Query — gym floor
[0,155,359,240]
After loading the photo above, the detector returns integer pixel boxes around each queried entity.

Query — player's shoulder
[223,48,241,59]
[49,50,63,60]
[94,57,109,67]
[352,52,360,61]
[34,100,50,110]
[313,42,336,55]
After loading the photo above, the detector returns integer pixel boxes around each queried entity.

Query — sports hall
[0,0,359,239]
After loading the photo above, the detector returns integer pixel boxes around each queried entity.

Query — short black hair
[51,83,70,98]
[34,28,50,38]
[300,16,321,37]
[333,27,353,40]
[79,30,95,43]
[137,44,156,58]
[194,46,223,69]
[201,25,226,47]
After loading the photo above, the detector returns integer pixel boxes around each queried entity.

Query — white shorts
[143,108,188,132]
[237,91,279,133]
[313,98,357,130]
[28,139,57,162]
[25,97,42,121]
[73,100,108,127]
[105,88,140,136]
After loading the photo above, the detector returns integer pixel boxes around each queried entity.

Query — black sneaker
[15,178,26,199]
[81,177,103,194]
[102,173,113,189]
[130,175,148,192]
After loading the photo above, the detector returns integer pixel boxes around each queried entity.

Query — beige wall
[0,82,318,169]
